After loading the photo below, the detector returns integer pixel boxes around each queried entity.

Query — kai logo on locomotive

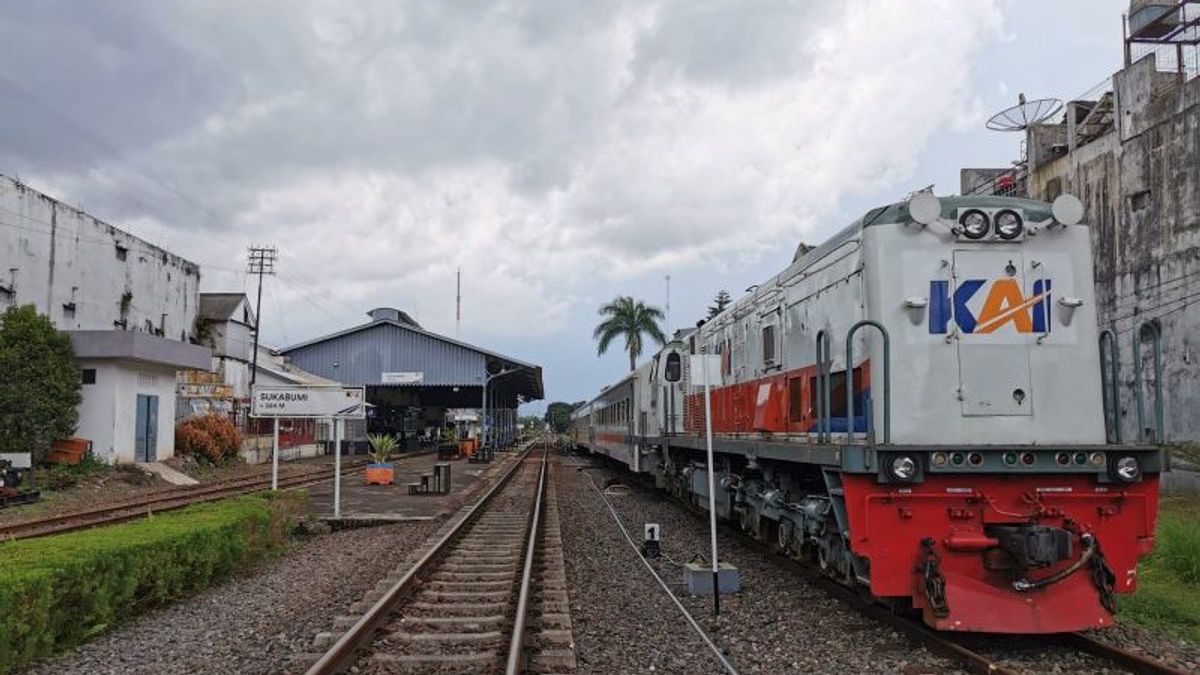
[928,278,1052,334]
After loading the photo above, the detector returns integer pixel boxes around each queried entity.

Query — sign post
[251,386,366,510]
[271,418,280,490]
[333,418,343,518]
[690,353,723,617]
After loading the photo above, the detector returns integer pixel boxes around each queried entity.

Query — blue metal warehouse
[280,308,542,449]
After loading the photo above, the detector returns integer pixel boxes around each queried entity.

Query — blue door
[135,394,159,462]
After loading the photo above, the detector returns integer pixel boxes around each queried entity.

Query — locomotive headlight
[890,455,918,481]
[1112,455,1142,483]
[959,209,990,240]
[994,209,1024,240]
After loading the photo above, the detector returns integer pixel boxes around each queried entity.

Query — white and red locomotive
[571,193,1164,633]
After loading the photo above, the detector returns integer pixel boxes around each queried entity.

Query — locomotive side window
[762,324,777,365]
[807,367,864,418]
[789,377,804,421]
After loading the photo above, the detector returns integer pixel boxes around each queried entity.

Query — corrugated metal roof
[279,318,543,400]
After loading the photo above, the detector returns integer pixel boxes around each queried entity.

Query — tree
[519,415,546,433]
[594,296,667,371]
[0,305,82,462]
[544,402,575,433]
[707,290,733,318]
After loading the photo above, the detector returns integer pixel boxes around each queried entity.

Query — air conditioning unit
[1129,1,1179,39]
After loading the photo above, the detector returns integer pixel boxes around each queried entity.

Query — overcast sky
[0,1,1130,413]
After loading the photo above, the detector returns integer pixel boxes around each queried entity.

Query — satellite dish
[986,93,1063,132]
[908,193,942,225]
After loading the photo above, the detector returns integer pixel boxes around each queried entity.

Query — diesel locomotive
[571,193,1165,633]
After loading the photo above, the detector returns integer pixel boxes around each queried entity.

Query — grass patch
[0,490,308,673]
[1121,496,1200,643]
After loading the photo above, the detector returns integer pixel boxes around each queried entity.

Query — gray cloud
[0,0,1004,345]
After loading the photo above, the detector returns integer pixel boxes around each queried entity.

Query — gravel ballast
[25,519,443,675]
[559,454,1200,675]
[556,455,955,674]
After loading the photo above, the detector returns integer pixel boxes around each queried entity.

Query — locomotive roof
[712,194,1057,324]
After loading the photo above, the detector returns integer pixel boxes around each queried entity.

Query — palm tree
[594,296,667,372]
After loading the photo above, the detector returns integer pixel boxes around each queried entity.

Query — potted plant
[365,433,398,485]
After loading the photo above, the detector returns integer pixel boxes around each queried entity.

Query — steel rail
[0,460,372,541]
[505,444,548,674]
[305,442,542,675]
[1062,632,1191,675]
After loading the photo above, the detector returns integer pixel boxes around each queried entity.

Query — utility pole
[247,246,277,386]
[456,266,462,338]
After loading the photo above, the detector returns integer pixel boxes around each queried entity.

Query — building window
[62,302,76,320]
[81,369,96,385]
[115,244,128,261]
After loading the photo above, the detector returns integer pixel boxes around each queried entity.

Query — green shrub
[0,490,307,673]
[0,305,82,462]
[1154,511,1200,585]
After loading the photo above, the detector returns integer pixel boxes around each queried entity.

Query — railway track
[579,454,1189,675]
[0,459,370,541]
[305,442,569,674]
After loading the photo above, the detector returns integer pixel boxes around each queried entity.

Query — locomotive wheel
[773,520,793,555]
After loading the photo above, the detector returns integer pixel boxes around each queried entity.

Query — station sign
[381,371,424,385]
[251,385,366,419]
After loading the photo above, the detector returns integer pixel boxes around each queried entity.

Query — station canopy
[278,308,543,406]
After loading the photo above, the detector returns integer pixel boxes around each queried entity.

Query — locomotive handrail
[845,320,891,445]
[1098,329,1122,444]
[1132,321,1164,443]
[815,329,832,443]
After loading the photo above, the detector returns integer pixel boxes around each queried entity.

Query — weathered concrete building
[0,175,201,338]
[964,42,1200,442]
[0,175,210,462]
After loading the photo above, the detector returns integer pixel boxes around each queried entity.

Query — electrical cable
[580,468,740,675]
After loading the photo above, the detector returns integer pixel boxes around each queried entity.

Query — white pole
[333,418,342,518]
[702,354,720,616]
[271,418,280,491]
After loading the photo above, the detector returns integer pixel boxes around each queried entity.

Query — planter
[365,463,395,485]
[48,438,91,465]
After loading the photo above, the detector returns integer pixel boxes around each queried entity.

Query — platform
[307,449,523,522]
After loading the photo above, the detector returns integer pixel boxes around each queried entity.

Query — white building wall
[0,175,200,340]
[78,359,179,463]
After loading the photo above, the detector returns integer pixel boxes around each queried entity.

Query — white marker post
[271,418,280,490]
[691,353,722,617]
[333,418,342,518]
